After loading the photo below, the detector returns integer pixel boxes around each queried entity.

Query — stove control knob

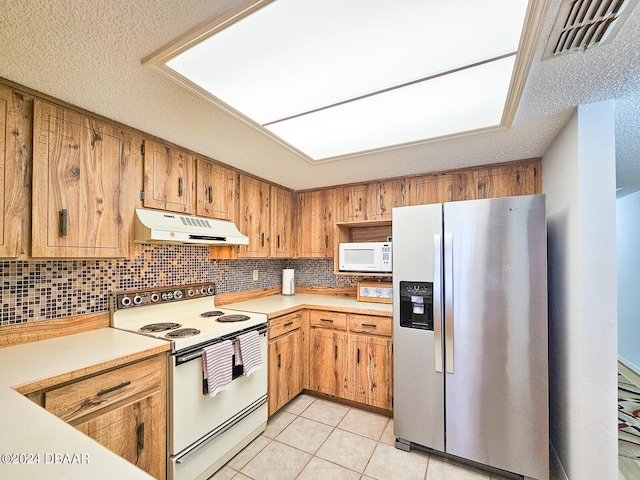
[150,293,159,303]
[121,296,132,307]
[200,287,207,295]
[133,295,142,306]
[162,292,172,301]
[207,286,215,295]
[187,288,195,297]
[174,290,183,300]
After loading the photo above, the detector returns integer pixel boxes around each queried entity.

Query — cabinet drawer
[44,355,165,423]
[309,310,347,330]
[269,312,302,339]
[348,314,392,337]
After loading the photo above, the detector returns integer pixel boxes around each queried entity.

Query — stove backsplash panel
[1,245,358,326]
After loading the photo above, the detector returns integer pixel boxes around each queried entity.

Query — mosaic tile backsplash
[0,245,362,326]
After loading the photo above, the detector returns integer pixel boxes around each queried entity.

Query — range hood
[134,208,249,246]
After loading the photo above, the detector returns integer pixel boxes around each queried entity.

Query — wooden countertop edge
[13,343,170,395]
[0,312,111,348]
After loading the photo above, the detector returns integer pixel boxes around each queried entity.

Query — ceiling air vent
[543,0,639,59]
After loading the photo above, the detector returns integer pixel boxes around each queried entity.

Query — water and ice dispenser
[399,281,434,330]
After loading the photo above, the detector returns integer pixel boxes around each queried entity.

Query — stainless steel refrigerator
[392,194,548,480]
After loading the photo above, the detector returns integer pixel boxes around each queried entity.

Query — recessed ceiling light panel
[147,0,543,162]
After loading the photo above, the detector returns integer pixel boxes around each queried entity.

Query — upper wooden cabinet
[473,161,540,199]
[270,185,294,258]
[196,158,236,221]
[409,172,471,205]
[296,188,337,258]
[373,179,408,219]
[238,174,270,258]
[32,100,139,258]
[143,140,195,214]
[339,179,408,222]
[0,85,29,258]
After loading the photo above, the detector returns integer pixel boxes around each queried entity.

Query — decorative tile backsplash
[0,245,362,326]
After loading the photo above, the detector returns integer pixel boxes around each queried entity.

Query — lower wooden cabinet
[268,312,303,415]
[309,327,348,398]
[38,354,167,479]
[349,334,393,410]
[307,310,392,411]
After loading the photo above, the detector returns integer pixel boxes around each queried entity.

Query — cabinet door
[0,85,29,258]
[270,185,294,258]
[309,328,347,397]
[296,189,336,257]
[238,174,270,257]
[32,100,130,258]
[350,334,393,410]
[75,391,165,479]
[373,179,408,219]
[143,140,195,214]
[343,184,369,222]
[473,163,539,199]
[268,329,302,415]
[410,172,470,205]
[196,159,236,220]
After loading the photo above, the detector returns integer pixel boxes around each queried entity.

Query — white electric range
[110,283,268,480]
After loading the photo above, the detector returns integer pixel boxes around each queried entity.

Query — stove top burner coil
[165,328,201,338]
[140,322,182,332]
[200,310,225,317]
[217,314,251,323]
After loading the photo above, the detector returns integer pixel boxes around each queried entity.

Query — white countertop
[223,293,393,317]
[0,328,169,479]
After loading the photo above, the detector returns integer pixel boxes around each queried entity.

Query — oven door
[169,325,268,455]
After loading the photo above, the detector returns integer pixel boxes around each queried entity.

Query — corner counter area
[0,328,170,480]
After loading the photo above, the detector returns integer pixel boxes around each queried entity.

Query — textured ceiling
[0,0,638,193]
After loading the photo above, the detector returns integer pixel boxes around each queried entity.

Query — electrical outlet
[252,269,259,281]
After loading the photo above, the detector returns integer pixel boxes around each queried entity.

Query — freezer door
[443,194,548,480]
[392,203,444,452]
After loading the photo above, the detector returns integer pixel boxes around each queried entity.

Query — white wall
[542,100,618,480]
[617,190,640,373]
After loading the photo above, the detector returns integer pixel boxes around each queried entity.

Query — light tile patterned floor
[211,394,513,480]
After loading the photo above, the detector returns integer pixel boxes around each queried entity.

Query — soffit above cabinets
[143,0,548,164]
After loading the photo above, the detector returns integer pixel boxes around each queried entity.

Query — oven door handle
[173,394,268,464]
[175,325,269,365]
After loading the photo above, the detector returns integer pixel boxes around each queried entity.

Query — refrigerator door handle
[444,233,454,374]
[433,233,443,373]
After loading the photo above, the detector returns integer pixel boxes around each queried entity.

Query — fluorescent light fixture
[146,0,543,162]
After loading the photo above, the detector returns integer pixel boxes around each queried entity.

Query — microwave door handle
[433,234,443,373]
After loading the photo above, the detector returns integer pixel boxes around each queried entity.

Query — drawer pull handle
[357,348,361,364]
[97,380,131,397]
[320,318,334,323]
[277,353,281,369]
[334,345,338,360]
[178,177,184,197]
[361,323,377,328]
[261,232,265,247]
[283,321,294,327]
[208,186,213,203]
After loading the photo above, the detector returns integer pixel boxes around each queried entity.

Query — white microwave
[339,242,392,273]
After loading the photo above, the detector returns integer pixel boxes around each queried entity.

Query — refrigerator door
[392,203,445,452]
[443,194,548,480]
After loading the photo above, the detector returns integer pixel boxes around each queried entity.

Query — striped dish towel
[202,340,233,397]
[238,330,262,377]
